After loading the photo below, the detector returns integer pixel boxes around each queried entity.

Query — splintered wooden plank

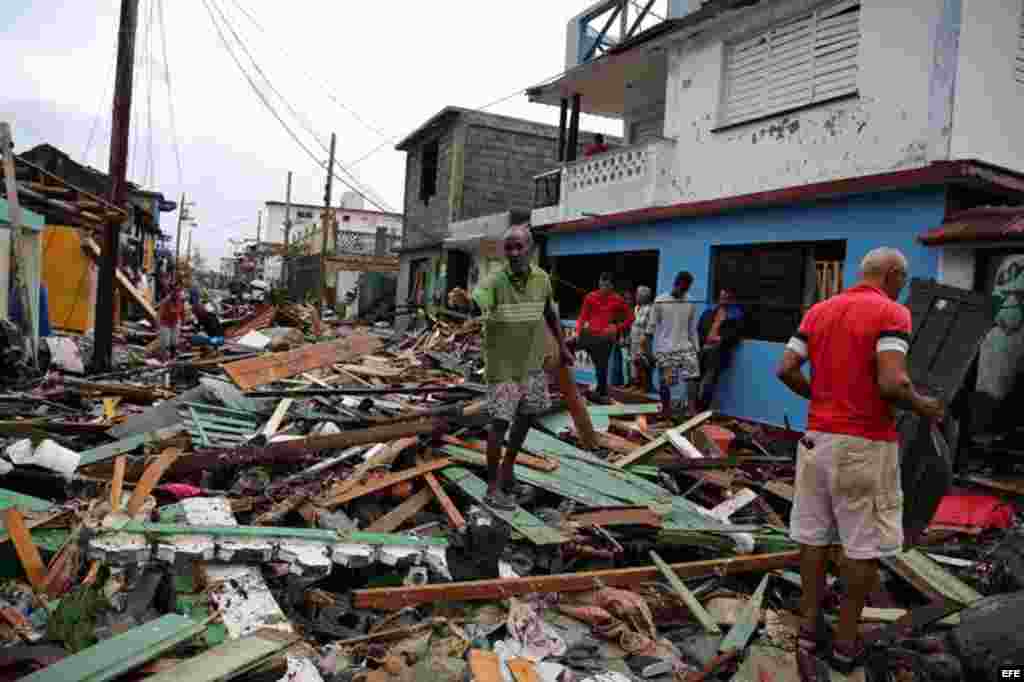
[882,550,983,606]
[142,628,298,682]
[126,448,181,516]
[4,509,46,591]
[468,649,503,682]
[21,614,205,682]
[614,411,712,469]
[719,573,770,653]
[78,426,186,467]
[506,658,541,682]
[225,304,277,339]
[366,487,433,533]
[650,550,721,634]
[223,335,382,390]
[440,467,567,546]
[321,459,451,508]
[419,455,467,532]
[355,551,800,610]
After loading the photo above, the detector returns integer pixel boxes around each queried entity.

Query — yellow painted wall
[42,226,96,333]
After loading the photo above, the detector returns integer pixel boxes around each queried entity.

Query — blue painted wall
[549,189,945,429]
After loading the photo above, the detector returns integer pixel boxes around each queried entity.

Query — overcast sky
[1,0,619,268]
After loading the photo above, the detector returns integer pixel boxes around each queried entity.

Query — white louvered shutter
[1017,2,1024,86]
[721,0,861,127]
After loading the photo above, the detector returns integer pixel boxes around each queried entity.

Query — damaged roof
[919,205,1024,245]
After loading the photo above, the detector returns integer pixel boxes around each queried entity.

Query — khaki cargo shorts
[789,431,904,560]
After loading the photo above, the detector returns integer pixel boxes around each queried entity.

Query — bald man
[452,226,574,510]
[777,247,944,679]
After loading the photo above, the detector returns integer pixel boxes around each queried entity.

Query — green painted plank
[143,630,294,682]
[440,467,567,545]
[587,403,661,416]
[180,411,259,428]
[78,426,185,467]
[184,421,255,435]
[719,573,770,653]
[438,442,743,535]
[181,402,260,418]
[0,488,54,512]
[883,550,983,606]
[189,407,210,447]
[22,614,204,682]
[650,550,721,634]
[440,445,623,508]
[114,520,448,547]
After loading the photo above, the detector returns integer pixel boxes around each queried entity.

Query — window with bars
[719,0,861,128]
[1017,2,1024,86]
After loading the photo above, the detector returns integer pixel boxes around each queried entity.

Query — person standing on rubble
[158,281,185,362]
[572,272,634,403]
[776,247,945,679]
[648,272,700,419]
[450,226,574,511]
[631,286,655,393]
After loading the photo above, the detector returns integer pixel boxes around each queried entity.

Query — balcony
[531,138,676,227]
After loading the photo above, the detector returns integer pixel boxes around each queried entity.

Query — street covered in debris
[0,290,1013,682]
[3,0,1024,680]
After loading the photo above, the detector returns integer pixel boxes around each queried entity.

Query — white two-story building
[528,0,1024,430]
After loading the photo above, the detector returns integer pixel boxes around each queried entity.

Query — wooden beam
[3,509,46,592]
[614,411,712,469]
[111,456,126,510]
[82,237,158,322]
[354,551,800,610]
[650,550,720,634]
[422,469,466,532]
[260,399,293,438]
[320,458,451,508]
[223,334,382,390]
[556,364,598,450]
[126,448,181,516]
[365,487,433,533]
[882,550,982,606]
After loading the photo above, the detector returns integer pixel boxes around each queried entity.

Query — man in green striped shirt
[452,226,573,510]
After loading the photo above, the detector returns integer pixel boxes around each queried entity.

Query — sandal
[483,490,517,511]
[796,624,832,682]
[831,637,868,674]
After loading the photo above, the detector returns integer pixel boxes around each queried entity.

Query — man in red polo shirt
[572,272,634,402]
[776,247,944,679]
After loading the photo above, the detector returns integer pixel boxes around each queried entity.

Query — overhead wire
[207,0,393,212]
[83,27,119,166]
[209,0,393,210]
[201,0,392,214]
[156,0,184,187]
[146,0,156,188]
[225,0,391,142]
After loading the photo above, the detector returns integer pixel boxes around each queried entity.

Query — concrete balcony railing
[531,137,676,227]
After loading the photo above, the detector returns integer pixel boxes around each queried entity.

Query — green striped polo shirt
[472,265,553,384]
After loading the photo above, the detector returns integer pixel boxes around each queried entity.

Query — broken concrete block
[202,564,294,640]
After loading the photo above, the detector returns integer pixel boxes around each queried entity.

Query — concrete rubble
[0,302,1019,682]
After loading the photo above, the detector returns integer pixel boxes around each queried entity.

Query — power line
[83,28,119,165]
[225,0,391,142]
[156,0,184,187]
[146,0,156,187]
[201,0,392,214]
[208,0,393,212]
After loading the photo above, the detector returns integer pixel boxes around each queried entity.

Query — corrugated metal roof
[919,206,1024,245]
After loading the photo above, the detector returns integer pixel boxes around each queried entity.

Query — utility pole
[283,171,292,288]
[185,227,193,267]
[256,210,262,244]
[317,133,336,313]
[93,0,139,373]
[173,191,190,274]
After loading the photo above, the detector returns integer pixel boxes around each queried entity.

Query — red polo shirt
[576,290,634,337]
[786,284,912,442]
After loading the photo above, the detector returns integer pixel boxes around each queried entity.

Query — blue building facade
[546,188,945,430]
